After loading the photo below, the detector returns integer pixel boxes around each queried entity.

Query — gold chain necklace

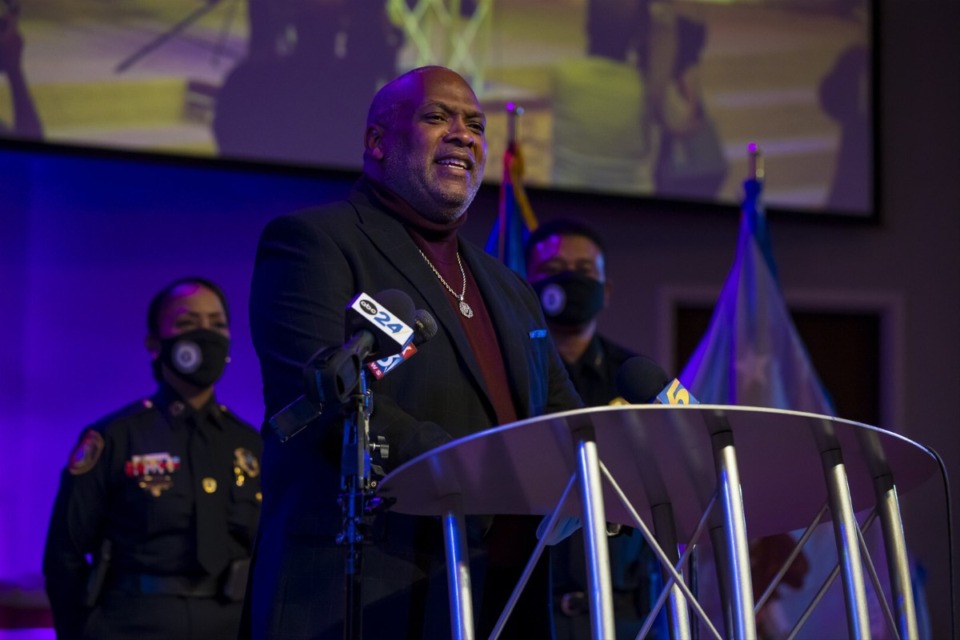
[416,248,474,318]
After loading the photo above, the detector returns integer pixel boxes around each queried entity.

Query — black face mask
[532,271,605,327]
[158,329,230,388]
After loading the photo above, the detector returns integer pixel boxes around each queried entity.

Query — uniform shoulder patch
[68,430,105,475]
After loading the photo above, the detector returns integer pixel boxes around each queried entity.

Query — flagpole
[485,102,536,274]
[498,102,524,262]
[748,142,764,182]
[506,101,523,147]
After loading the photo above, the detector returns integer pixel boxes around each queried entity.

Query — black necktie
[189,416,230,576]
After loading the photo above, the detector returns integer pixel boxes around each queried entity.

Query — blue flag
[675,176,935,638]
[485,141,538,276]
[678,177,834,414]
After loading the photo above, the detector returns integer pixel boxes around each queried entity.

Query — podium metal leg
[821,449,871,639]
[600,464,722,640]
[574,435,615,640]
[441,494,475,640]
[875,474,919,639]
[708,525,736,639]
[711,430,756,640]
[651,502,692,640]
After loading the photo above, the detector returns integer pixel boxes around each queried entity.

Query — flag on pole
[485,103,538,276]
[677,145,833,414]
[676,146,930,638]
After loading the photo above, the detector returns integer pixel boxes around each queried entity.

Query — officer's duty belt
[557,589,638,618]
[110,572,220,598]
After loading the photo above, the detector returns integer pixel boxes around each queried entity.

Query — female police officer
[43,277,262,639]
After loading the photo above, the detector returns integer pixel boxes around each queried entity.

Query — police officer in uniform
[43,277,262,640]
[525,219,665,639]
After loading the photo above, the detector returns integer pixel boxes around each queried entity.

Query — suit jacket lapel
[351,195,496,420]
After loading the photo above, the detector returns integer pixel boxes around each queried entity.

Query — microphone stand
[337,369,388,640]
[270,306,407,639]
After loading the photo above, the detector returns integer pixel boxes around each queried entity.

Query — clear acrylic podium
[376,405,940,639]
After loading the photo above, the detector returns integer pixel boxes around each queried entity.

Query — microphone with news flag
[366,308,439,380]
[613,355,700,406]
[268,289,417,442]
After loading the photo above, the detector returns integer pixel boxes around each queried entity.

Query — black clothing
[43,385,262,640]
[245,184,581,639]
[552,334,662,639]
[563,333,636,407]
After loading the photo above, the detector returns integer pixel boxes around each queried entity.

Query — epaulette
[86,397,157,435]
[217,403,259,432]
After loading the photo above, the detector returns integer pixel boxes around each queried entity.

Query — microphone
[268,290,416,442]
[366,309,438,380]
[343,290,416,362]
[614,356,700,406]
[615,356,670,404]
[414,308,440,341]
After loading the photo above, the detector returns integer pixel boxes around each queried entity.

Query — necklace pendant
[459,300,474,318]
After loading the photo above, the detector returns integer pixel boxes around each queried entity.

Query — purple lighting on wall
[0,148,351,589]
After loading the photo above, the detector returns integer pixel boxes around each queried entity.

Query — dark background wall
[1,0,957,634]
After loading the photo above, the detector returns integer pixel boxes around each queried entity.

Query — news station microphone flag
[675,145,930,637]
[484,102,538,276]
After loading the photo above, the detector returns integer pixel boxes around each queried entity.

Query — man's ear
[603,279,612,310]
[365,125,385,160]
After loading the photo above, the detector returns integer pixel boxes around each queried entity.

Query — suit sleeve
[250,212,359,420]
[42,428,110,640]
[545,341,583,415]
[250,212,452,461]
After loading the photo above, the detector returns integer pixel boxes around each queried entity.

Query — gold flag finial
[748,142,764,181]
[506,102,524,145]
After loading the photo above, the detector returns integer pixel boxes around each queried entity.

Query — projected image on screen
[2,0,872,216]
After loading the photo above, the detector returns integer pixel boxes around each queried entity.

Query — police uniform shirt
[563,333,636,407]
[42,385,262,639]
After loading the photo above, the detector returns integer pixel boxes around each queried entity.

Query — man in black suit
[246,66,581,639]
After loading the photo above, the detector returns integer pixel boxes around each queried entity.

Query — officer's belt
[110,572,220,598]
[557,589,638,618]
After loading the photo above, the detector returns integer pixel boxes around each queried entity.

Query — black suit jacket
[246,184,581,639]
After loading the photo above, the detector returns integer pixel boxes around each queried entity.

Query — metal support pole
[651,502,692,640]
[857,426,919,640]
[574,429,615,639]
[441,494,474,640]
[711,430,756,640]
[708,525,735,639]
[821,448,871,639]
[874,474,918,639]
